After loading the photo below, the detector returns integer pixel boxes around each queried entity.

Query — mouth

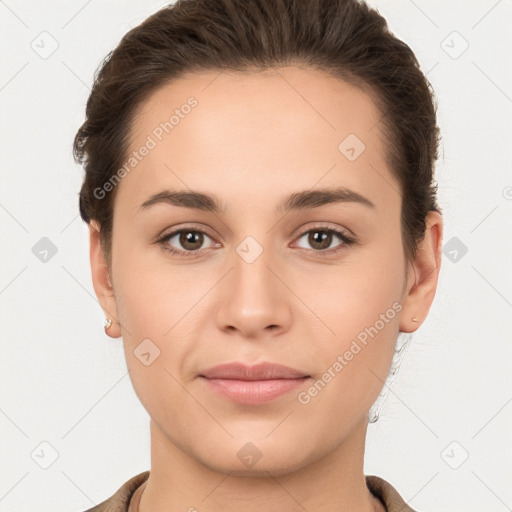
[198,362,311,405]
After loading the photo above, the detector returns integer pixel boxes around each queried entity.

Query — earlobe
[399,211,443,333]
[89,220,121,338]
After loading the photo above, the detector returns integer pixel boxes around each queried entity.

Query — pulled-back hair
[74,0,441,265]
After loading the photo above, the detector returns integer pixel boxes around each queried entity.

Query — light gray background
[1,1,511,511]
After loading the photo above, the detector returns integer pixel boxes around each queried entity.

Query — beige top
[82,470,417,512]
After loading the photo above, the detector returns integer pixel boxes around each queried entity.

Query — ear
[89,220,121,338]
[399,211,443,333]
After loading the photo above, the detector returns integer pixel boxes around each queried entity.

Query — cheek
[293,288,401,433]
[293,238,405,404]
[112,238,208,336]
[297,236,405,340]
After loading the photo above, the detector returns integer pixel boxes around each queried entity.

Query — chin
[196,438,313,478]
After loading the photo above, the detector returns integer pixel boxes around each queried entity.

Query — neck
[139,417,383,512]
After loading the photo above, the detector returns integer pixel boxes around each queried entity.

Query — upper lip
[199,362,310,380]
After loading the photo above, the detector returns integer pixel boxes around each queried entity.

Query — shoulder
[80,470,150,512]
[366,474,418,512]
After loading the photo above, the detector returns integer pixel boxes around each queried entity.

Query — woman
[75,0,443,510]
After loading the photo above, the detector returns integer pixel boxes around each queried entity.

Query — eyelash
[156,223,356,257]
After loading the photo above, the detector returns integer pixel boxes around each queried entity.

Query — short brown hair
[74,0,441,266]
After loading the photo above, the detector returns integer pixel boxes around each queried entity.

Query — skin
[89,65,443,512]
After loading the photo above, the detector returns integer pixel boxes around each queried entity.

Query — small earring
[104,318,113,329]
[412,317,418,322]
[368,408,379,423]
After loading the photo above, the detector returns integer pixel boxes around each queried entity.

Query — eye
[293,225,355,254]
[157,227,219,256]
[156,223,356,258]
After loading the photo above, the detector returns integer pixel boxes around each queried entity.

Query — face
[90,65,441,476]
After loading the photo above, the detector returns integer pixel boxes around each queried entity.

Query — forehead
[118,66,398,214]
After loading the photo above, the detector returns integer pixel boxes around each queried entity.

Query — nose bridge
[232,233,277,302]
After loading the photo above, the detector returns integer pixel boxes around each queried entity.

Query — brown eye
[178,231,204,251]
[159,229,215,255]
[294,227,354,254]
[307,230,333,250]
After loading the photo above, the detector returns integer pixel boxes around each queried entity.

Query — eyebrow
[138,186,376,214]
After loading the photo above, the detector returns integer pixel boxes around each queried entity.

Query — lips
[198,361,310,380]
[198,362,311,405]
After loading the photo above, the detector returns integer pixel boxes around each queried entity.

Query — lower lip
[200,377,309,405]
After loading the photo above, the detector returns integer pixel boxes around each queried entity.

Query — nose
[215,240,293,339]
